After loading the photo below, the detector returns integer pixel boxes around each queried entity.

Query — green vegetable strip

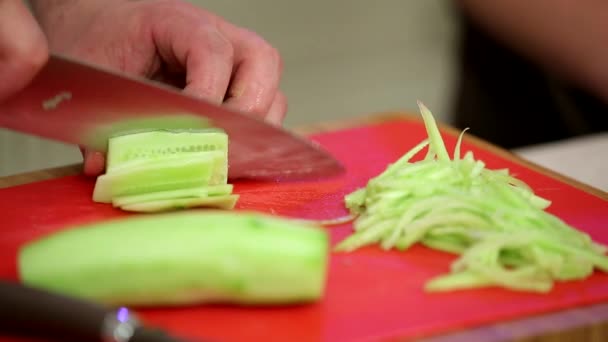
[425,271,494,292]
[417,101,449,162]
[120,194,239,213]
[377,139,430,182]
[335,101,608,293]
[92,153,219,203]
[453,127,469,161]
[112,184,233,207]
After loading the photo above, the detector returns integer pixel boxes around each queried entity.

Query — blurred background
[0,0,459,176]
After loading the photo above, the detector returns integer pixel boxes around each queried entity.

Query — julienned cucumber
[335,101,608,293]
[92,128,237,212]
[18,211,329,307]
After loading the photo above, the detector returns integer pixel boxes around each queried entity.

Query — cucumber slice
[18,211,329,306]
[106,129,228,172]
[93,127,236,212]
[79,114,212,154]
[112,184,233,207]
[120,194,239,212]
[92,152,224,203]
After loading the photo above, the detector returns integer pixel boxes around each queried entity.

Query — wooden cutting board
[1,114,607,342]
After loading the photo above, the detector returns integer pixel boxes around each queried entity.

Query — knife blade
[0,54,345,181]
[0,280,198,342]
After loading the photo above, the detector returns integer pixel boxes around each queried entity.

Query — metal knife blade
[0,54,345,181]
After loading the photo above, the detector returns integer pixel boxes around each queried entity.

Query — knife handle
[0,279,112,341]
[0,279,194,342]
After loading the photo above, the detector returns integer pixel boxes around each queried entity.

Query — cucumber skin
[18,211,329,307]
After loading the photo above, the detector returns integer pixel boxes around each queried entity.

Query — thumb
[80,147,106,177]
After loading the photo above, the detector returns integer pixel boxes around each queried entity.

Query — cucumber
[18,211,330,306]
[112,184,233,207]
[120,194,239,212]
[79,114,212,153]
[91,128,237,212]
[106,129,228,172]
[92,152,223,203]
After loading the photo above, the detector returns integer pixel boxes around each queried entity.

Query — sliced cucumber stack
[92,129,237,212]
[18,211,330,306]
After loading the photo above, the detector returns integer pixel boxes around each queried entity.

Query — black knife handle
[0,279,109,341]
[0,280,190,342]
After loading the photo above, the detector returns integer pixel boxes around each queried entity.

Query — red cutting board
[1,118,607,342]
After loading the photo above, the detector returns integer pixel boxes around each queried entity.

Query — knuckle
[14,37,49,74]
[261,43,283,73]
[239,28,282,63]
[205,28,234,59]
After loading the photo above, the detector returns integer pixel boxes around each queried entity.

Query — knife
[0,280,198,342]
[0,54,345,181]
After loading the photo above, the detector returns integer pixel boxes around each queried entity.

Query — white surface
[513,132,608,192]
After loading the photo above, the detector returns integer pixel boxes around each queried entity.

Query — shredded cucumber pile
[335,101,608,293]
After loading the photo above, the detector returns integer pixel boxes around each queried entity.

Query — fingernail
[228,83,246,99]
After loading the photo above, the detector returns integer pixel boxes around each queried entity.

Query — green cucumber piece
[106,129,228,172]
[112,184,233,207]
[120,194,239,212]
[79,114,212,153]
[18,211,329,306]
[92,152,223,203]
[92,127,236,212]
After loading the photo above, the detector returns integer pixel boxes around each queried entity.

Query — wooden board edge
[414,301,608,342]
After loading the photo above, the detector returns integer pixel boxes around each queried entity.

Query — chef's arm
[457,0,608,102]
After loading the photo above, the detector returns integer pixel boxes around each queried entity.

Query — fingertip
[83,150,106,177]
[265,91,288,125]
[222,80,274,118]
[221,32,283,117]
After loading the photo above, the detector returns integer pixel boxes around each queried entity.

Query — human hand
[0,0,49,103]
[31,0,286,176]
